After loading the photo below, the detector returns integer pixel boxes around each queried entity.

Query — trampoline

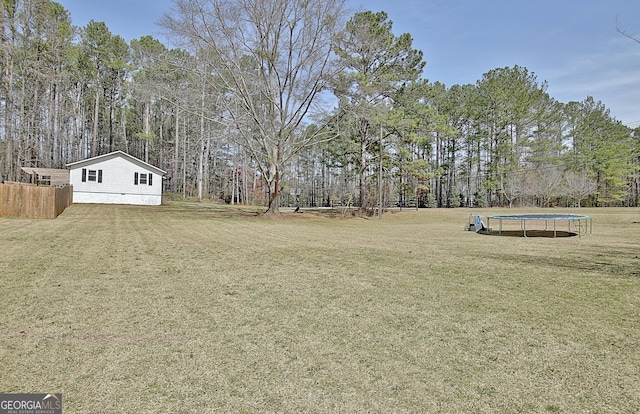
[482,213,592,238]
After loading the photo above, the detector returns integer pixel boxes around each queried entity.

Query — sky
[56,0,640,127]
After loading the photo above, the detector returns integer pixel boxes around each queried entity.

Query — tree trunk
[3,56,14,179]
[265,159,281,215]
[91,82,100,157]
[109,94,115,152]
[173,106,179,193]
[197,137,204,201]
[358,122,368,208]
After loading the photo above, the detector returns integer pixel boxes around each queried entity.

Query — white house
[66,151,166,206]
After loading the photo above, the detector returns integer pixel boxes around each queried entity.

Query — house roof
[66,151,166,175]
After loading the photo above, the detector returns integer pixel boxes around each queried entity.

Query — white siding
[69,154,163,205]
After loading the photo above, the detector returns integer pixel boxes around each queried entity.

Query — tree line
[1,0,638,213]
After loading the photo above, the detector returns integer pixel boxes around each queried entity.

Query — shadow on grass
[479,229,577,238]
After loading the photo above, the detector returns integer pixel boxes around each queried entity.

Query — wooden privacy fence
[0,182,73,218]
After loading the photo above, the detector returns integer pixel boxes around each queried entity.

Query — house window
[134,172,153,186]
[82,168,102,183]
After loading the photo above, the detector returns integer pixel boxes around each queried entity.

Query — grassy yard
[1,203,639,413]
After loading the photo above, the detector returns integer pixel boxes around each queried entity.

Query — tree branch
[616,14,640,44]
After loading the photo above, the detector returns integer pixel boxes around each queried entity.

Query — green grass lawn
[1,203,639,413]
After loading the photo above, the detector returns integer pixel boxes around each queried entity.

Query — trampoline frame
[485,213,592,238]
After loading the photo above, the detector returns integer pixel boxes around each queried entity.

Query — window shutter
[98,170,103,183]
[134,172,138,185]
[81,168,87,182]
[148,173,153,186]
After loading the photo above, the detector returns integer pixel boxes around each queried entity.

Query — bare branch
[616,14,640,44]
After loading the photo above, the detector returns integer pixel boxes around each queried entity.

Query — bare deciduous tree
[501,169,526,208]
[161,0,348,214]
[530,164,564,207]
[564,169,597,207]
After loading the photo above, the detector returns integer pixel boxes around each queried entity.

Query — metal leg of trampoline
[492,218,503,236]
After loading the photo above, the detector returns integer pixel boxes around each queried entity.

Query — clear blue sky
[57,0,640,126]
